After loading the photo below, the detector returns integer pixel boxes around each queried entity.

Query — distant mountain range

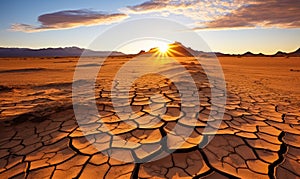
[0,43,299,57]
[141,42,300,57]
[232,49,300,57]
[0,47,124,57]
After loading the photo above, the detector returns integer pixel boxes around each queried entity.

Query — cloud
[198,0,300,29]
[125,0,190,13]
[11,9,128,32]
[123,0,249,22]
[11,1,300,32]
[124,0,300,30]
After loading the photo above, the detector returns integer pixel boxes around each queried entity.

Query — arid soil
[0,56,299,178]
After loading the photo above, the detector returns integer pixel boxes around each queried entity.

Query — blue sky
[0,0,300,54]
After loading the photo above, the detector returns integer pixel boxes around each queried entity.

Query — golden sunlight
[158,43,169,53]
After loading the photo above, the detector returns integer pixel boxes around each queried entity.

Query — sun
[158,43,169,53]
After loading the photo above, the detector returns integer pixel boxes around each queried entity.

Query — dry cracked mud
[0,57,300,178]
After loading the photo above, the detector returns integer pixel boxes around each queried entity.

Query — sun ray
[158,43,169,53]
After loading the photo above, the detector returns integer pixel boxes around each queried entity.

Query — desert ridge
[1,42,300,58]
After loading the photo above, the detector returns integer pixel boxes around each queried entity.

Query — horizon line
[0,45,299,56]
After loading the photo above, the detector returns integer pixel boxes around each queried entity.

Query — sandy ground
[0,56,300,178]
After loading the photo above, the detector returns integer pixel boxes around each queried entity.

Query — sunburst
[152,43,186,58]
[158,43,169,53]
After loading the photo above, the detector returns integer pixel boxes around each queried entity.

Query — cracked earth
[0,57,300,178]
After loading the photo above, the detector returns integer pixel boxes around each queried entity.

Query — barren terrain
[0,56,300,178]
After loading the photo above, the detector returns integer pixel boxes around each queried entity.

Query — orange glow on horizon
[158,43,169,53]
[152,43,187,58]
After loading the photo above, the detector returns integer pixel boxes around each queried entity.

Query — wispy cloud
[123,0,249,22]
[124,0,300,30]
[197,0,300,29]
[124,0,190,13]
[11,9,128,32]
[11,1,300,32]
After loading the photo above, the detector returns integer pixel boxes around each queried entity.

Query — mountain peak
[145,41,196,57]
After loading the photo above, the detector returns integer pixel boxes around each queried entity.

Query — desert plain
[0,56,300,179]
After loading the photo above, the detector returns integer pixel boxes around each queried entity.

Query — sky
[0,0,300,54]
